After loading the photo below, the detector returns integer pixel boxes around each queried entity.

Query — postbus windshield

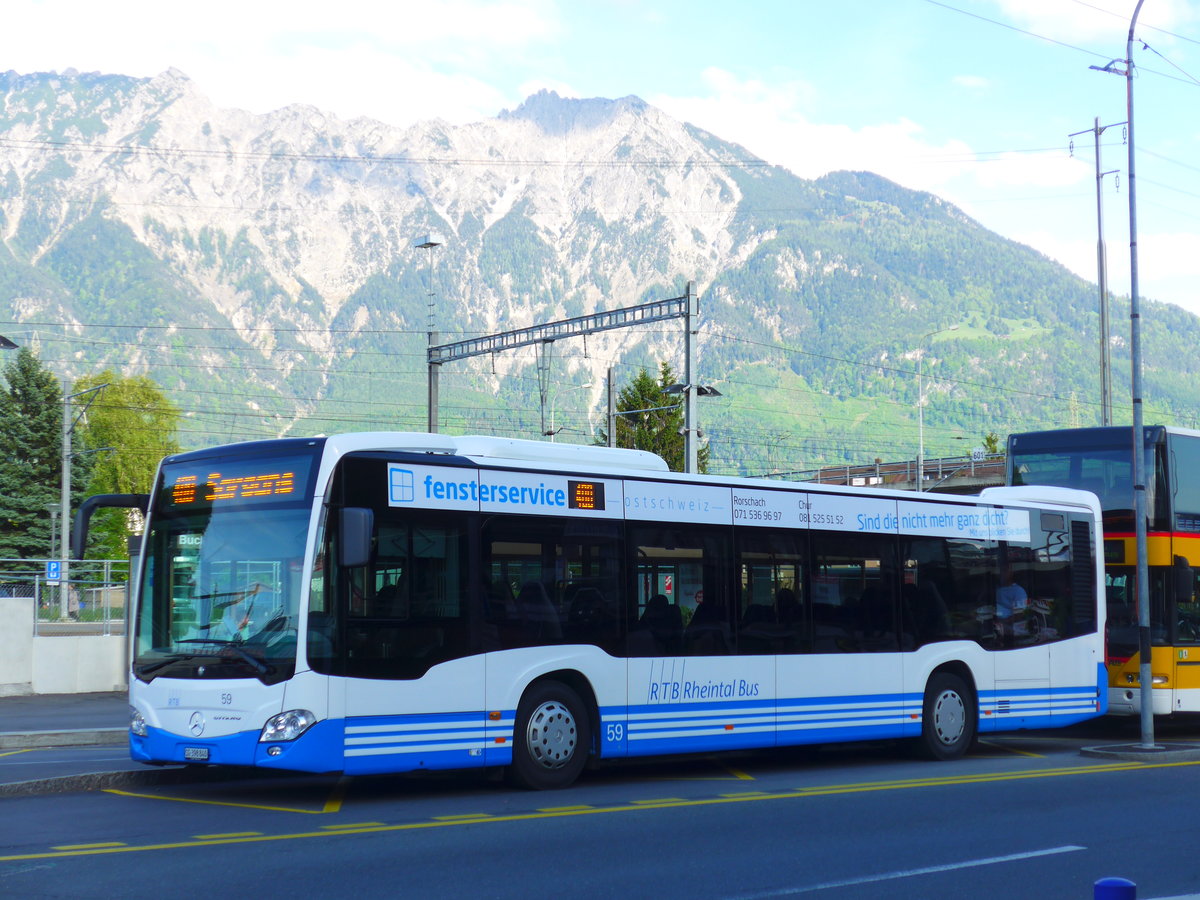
[1007,427,1167,531]
[132,442,321,685]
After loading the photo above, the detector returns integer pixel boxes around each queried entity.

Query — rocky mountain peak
[499,89,649,135]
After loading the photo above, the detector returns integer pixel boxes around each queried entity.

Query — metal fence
[0,559,132,636]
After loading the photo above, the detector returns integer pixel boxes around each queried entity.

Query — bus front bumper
[130,718,343,772]
[1107,685,1174,716]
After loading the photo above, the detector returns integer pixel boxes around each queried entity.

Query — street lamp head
[414,234,444,250]
[664,383,721,396]
[0,334,17,350]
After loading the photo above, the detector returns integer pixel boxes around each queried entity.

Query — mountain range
[2,67,1198,475]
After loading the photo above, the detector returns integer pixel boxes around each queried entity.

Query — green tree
[0,349,69,567]
[982,431,1003,454]
[75,370,180,559]
[598,362,710,473]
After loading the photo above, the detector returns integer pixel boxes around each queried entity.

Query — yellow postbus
[1008,426,1200,714]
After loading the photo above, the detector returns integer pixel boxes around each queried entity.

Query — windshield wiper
[173,639,271,674]
[137,654,190,676]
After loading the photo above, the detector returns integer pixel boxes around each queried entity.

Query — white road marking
[733,845,1087,897]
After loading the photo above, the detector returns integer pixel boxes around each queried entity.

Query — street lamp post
[1124,0,1154,751]
[46,504,60,618]
[544,382,593,442]
[916,325,959,492]
[664,382,722,473]
[1089,3,1152,746]
[416,234,444,433]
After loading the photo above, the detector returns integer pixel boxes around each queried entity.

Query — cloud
[951,74,991,90]
[0,0,561,125]
[651,66,1084,198]
[991,0,1197,44]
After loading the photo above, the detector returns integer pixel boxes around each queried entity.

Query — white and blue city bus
[75,433,1107,789]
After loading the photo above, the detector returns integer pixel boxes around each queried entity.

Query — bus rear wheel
[508,680,590,790]
[918,672,975,760]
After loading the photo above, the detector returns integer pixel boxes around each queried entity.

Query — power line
[0,136,771,170]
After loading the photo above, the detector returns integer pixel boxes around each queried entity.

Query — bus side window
[735,530,807,654]
[902,536,993,647]
[811,531,898,653]
[631,525,731,657]
[482,515,623,653]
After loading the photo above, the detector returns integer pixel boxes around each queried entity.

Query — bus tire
[508,680,590,790]
[918,672,975,760]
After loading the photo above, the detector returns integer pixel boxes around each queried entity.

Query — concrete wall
[0,598,127,696]
[31,635,128,694]
[0,598,34,695]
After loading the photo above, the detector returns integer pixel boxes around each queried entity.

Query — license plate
[183,747,210,762]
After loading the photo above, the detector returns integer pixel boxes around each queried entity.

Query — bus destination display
[170,471,296,506]
[568,480,605,511]
[161,455,314,509]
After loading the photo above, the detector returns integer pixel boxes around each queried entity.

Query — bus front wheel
[918,672,976,760]
[508,680,590,790]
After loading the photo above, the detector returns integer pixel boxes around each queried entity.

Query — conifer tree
[598,362,710,473]
[0,348,64,566]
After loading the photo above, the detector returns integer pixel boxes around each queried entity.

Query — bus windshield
[1007,428,1165,530]
[132,444,320,684]
[1010,445,1134,511]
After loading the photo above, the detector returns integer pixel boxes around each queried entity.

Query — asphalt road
[4,720,1200,899]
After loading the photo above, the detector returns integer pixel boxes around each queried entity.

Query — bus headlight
[130,707,148,737]
[260,709,317,743]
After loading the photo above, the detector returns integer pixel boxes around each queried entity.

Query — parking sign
[45,560,60,583]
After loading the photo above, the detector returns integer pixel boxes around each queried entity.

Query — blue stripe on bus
[136,675,1107,774]
[337,710,515,775]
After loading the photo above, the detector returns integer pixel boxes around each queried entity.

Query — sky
[4,0,1200,317]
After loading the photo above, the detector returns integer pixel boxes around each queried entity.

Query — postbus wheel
[508,680,590,790]
[918,671,976,760]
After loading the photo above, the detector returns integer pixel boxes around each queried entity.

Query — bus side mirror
[338,507,374,569]
[1175,556,1193,603]
[72,493,150,560]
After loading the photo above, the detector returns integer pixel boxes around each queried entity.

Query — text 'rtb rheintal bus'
[77,433,1106,789]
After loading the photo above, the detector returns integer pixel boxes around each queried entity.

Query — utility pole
[607,367,616,448]
[683,281,699,475]
[60,381,107,615]
[1070,118,1124,426]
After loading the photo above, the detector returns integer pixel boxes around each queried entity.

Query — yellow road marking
[52,843,125,851]
[322,776,349,813]
[537,805,594,812]
[321,822,386,830]
[193,832,262,840]
[432,813,493,821]
[977,740,1045,759]
[102,788,327,814]
[726,767,755,781]
[0,749,34,758]
[12,757,1193,863]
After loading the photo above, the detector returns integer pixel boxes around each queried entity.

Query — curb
[1080,742,1200,763]
[0,762,283,798]
[0,767,185,797]
[0,728,127,750]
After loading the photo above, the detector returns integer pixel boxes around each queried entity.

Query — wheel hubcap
[932,689,965,745]
[525,700,578,770]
